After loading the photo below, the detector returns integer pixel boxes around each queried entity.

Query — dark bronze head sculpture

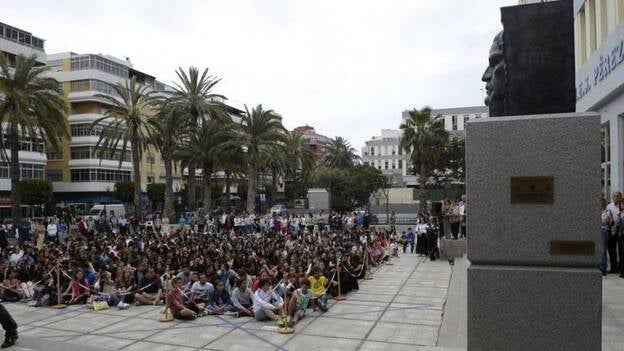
[482,31,505,117]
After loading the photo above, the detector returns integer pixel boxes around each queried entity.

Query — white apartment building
[0,23,47,201]
[573,1,624,196]
[402,106,489,135]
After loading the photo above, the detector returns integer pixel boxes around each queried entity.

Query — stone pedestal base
[467,265,601,351]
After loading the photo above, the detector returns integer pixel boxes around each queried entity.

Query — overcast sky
[5,0,516,152]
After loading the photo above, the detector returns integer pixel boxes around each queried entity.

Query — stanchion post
[52,260,66,309]
[364,247,373,280]
[335,256,346,301]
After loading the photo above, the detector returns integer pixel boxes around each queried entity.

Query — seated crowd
[0,210,400,326]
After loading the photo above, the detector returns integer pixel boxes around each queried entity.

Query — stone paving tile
[122,341,197,351]
[282,334,362,350]
[380,308,442,326]
[366,321,439,346]
[145,325,232,348]
[206,328,291,350]
[66,334,137,350]
[302,317,376,339]
[360,341,465,351]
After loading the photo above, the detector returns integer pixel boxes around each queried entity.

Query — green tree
[146,183,166,211]
[312,165,384,212]
[18,179,53,217]
[431,136,466,193]
[149,104,185,222]
[0,54,69,222]
[324,136,360,169]
[236,104,287,213]
[114,180,135,209]
[169,67,235,211]
[399,107,450,211]
[176,120,233,213]
[92,77,157,218]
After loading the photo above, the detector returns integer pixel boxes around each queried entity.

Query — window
[70,55,129,78]
[452,115,458,131]
[475,113,482,119]
[147,175,155,183]
[370,147,375,156]
[71,123,102,137]
[70,80,118,96]
[70,147,131,162]
[46,169,63,182]
[147,155,155,164]
[385,161,389,170]
[391,161,395,169]
[0,163,44,180]
[70,168,131,182]
[46,147,63,160]
[399,160,403,169]
[391,146,396,155]
[464,114,470,125]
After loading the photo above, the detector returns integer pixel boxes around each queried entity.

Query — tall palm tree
[258,144,289,205]
[324,136,360,169]
[175,120,233,214]
[148,104,186,222]
[399,107,449,211]
[236,105,287,213]
[215,144,246,213]
[169,67,234,211]
[284,131,315,177]
[92,77,157,218]
[0,54,69,222]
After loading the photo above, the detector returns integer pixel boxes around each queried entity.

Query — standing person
[607,191,622,274]
[317,210,327,232]
[389,211,396,232]
[0,304,17,348]
[459,195,467,239]
[449,201,461,240]
[403,228,415,254]
[601,198,612,276]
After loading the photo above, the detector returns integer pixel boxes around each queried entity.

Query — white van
[87,204,126,220]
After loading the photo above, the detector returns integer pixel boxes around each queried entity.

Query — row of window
[71,123,103,137]
[364,160,405,170]
[0,163,45,180]
[70,55,129,78]
[0,135,46,153]
[70,169,131,182]
[0,23,44,50]
[70,80,118,97]
[70,147,131,162]
[367,146,402,157]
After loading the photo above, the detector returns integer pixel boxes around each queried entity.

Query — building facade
[293,125,331,165]
[46,52,181,206]
[573,1,624,196]
[0,23,48,214]
[401,106,489,136]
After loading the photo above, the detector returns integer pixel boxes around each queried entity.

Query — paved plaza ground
[4,253,624,351]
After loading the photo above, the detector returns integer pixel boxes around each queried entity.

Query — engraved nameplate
[550,241,595,256]
[510,176,553,204]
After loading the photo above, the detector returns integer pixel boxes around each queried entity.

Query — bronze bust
[482,31,505,117]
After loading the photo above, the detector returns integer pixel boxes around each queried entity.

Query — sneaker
[319,304,328,313]
[118,303,129,310]
[1,332,17,348]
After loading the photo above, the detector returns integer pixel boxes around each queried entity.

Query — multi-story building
[293,125,331,165]
[361,129,415,186]
[0,23,47,214]
[46,52,181,206]
[573,1,624,196]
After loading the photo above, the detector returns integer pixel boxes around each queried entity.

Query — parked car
[270,204,288,215]
[86,204,127,220]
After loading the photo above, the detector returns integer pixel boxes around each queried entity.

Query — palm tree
[258,144,289,206]
[0,54,69,222]
[399,107,449,211]
[215,144,246,213]
[169,67,234,211]
[324,136,360,168]
[148,104,186,222]
[92,77,157,218]
[284,131,315,177]
[175,120,233,214]
[236,105,287,213]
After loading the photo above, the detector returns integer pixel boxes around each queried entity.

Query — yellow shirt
[308,276,327,297]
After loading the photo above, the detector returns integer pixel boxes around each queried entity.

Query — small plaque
[550,241,595,256]
[510,176,553,204]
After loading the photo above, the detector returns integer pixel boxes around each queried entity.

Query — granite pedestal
[466,113,602,351]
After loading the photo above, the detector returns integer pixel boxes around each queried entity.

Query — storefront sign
[577,28,624,102]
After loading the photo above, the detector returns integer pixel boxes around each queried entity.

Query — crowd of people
[0,208,416,331]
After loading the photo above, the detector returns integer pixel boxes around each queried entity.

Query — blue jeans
[601,227,609,273]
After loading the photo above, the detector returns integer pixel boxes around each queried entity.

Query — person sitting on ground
[94,272,128,309]
[207,280,235,315]
[307,267,328,312]
[1,270,23,302]
[64,270,89,304]
[190,273,213,307]
[287,279,312,327]
[253,278,284,321]
[134,268,162,305]
[167,277,198,320]
[230,278,254,317]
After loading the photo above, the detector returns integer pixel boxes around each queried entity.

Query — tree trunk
[246,162,257,214]
[385,194,390,224]
[163,151,175,223]
[202,163,212,214]
[9,123,21,223]
[187,164,196,211]
[224,170,231,213]
[271,168,278,207]
[131,138,142,219]
[418,162,428,212]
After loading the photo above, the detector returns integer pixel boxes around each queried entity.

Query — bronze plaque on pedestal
[550,241,595,256]
[510,176,553,204]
